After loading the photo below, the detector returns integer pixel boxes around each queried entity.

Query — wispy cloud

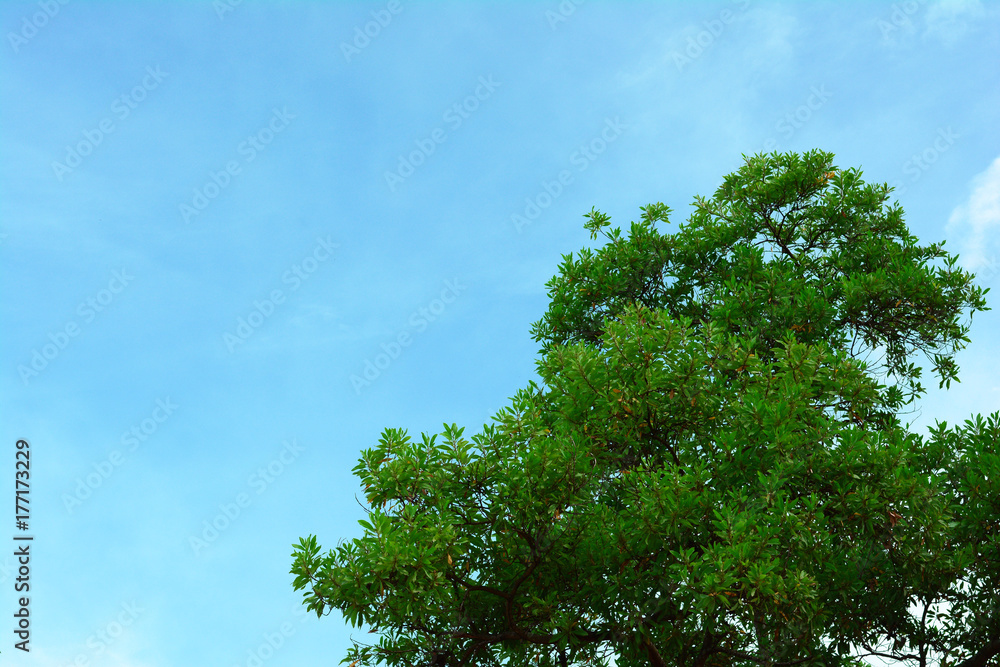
[738,5,797,73]
[617,1,759,86]
[924,0,987,46]
[945,155,1000,276]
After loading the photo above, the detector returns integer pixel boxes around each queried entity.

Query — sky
[1,1,999,665]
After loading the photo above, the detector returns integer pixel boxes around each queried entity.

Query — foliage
[291,150,997,667]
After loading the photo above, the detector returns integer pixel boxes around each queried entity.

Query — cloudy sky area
[1,1,998,665]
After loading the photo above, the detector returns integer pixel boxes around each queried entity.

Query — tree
[291,150,998,667]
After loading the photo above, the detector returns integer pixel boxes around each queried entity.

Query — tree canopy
[291,149,998,667]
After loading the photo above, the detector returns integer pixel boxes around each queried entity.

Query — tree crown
[292,150,998,667]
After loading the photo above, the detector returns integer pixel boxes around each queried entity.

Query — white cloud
[945,155,1000,278]
[924,0,986,45]
[874,0,994,47]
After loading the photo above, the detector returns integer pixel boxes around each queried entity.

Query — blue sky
[1,1,998,664]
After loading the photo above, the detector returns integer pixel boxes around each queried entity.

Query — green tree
[291,150,998,667]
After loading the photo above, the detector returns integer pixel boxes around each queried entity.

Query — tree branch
[642,634,667,667]
[953,638,1000,667]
